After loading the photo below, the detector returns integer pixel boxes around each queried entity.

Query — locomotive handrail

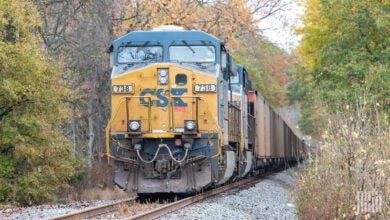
[106,95,223,163]
[105,96,149,163]
[169,95,201,131]
[111,95,202,134]
[105,119,112,164]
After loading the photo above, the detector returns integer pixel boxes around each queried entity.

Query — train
[105,26,306,194]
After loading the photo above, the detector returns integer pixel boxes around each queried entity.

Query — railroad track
[127,175,267,220]
[49,197,138,220]
[51,169,282,220]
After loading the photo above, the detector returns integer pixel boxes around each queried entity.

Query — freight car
[105,26,305,194]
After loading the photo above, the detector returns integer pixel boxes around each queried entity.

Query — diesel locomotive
[106,26,305,194]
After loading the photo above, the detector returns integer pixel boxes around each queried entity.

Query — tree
[293,1,390,218]
[111,0,258,48]
[294,0,389,135]
[235,34,292,106]
[0,0,78,205]
[32,0,113,170]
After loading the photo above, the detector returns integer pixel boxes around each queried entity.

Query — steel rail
[49,197,137,220]
[50,169,283,220]
[126,171,278,220]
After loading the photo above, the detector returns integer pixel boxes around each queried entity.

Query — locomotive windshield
[117,46,163,63]
[169,45,215,62]
[112,40,219,77]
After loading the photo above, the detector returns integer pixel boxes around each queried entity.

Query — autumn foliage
[0,0,78,205]
[294,0,389,133]
[112,0,257,49]
[293,0,389,218]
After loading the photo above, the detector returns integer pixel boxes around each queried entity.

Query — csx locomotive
[106,26,305,194]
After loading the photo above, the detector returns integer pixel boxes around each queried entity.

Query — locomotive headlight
[184,120,196,131]
[158,68,169,85]
[158,68,168,77]
[159,77,168,84]
[128,120,141,132]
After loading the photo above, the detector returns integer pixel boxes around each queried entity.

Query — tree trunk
[87,101,94,169]
[72,106,77,155]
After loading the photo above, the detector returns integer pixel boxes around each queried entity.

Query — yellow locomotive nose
[110,63,218,138]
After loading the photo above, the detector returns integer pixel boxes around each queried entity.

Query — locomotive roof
[112,29,223,49]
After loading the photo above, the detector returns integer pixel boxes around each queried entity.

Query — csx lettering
[171,88,188,107]
[140,88,187,107]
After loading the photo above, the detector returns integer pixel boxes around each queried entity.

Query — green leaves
[293,3,389,217]
[0,0,78,206]
[0,0,41,43]
[293,0,390,135]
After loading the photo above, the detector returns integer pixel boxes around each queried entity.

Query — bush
[295,101,389,219]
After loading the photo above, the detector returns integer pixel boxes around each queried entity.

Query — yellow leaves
[112,0,258,50]
[0,0,42,42]
[156,0,194,24]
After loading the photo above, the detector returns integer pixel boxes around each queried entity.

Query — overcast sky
[258,0,304,52]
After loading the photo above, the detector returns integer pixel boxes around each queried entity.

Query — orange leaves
[111,0,258,49]
[267,52,291,86]
[155,0,195,25]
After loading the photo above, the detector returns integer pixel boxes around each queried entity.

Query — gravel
[0,200,125,220]
[0,168,299,220]
[156,167,299,220]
